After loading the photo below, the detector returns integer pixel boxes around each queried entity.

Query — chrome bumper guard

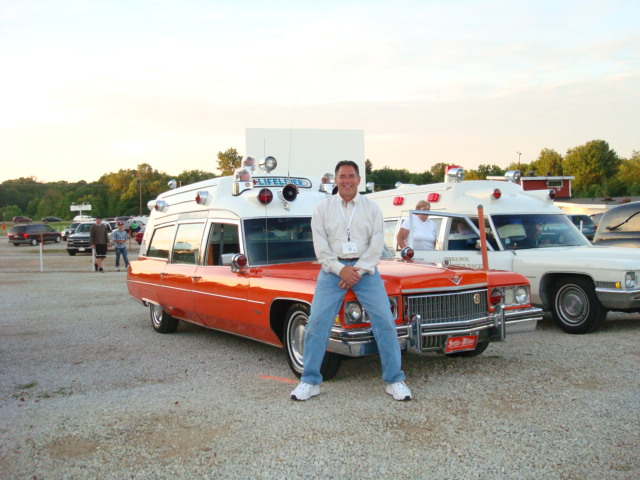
[327,306,511,357]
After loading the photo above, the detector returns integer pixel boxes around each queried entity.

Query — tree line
[1,140,637,222]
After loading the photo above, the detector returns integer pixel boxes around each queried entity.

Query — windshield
[490,214,590,250]
[244,217,316,265]
[74,223,94,233]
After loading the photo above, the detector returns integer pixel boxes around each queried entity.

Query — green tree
[563,140,621,197]
[216,148,242,176]
[365,159,373,175]
[616,150,640,196]
[429,163,448,183]
[532,148,563,176]
[177,169,216,186]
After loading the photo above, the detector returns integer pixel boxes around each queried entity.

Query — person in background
[290,160,411,402]
[89,217,110,272]
[112,221,130,272]
[396,200,437,250]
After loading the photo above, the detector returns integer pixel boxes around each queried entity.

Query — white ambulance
[127,157,541,379]
[367,167,640,334]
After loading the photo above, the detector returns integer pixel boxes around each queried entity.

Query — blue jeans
[301,260,404,385]
[115,246,129,268]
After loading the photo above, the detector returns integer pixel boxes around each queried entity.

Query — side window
[447,218,479,250]
[383,219,398,250]
[172,223,205,265]
[205,223,240,266]
[146,225,174,259]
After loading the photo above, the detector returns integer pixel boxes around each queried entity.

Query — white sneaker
[291,382,320,401]
[385,381,412,401]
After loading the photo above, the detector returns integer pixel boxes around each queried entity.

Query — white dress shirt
[311,193,385,276]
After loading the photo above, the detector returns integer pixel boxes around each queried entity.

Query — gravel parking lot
[1,240,639,479]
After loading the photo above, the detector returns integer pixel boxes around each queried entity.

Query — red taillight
[258,188,273,204]
[492,189,502,199]
[427,192,440,202]
[489,288,503,306]
[23,233,29,238]
[393,197,404,206]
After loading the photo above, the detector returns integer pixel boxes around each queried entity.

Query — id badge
[342,242,358,255]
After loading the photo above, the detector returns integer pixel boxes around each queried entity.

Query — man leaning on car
[90,217,110,272]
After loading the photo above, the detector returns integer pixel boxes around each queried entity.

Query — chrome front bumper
[327,306,516,357]
[596,287,640,311]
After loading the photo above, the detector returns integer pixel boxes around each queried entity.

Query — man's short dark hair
[335,160,359,176]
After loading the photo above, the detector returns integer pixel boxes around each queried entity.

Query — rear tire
[55,235,61,243]
[13,243,20,246]
[67,250,77,256]
[551,276,606,334]
[30,238,37,246]
[150,303,179,333]
[284,303,342,380]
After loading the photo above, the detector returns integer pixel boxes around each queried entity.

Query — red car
[135,226,145,245]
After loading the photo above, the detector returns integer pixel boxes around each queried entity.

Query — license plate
[444,333,478,353]
[78,247,85,252]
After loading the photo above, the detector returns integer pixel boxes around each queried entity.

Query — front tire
[150,303,179,333]
[67,250,77,256]
[55,235,61,243]
[551,276,606,334]
[284,303,342,380]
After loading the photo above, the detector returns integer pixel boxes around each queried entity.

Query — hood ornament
[449,275,462,285]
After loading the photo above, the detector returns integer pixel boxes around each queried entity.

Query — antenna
[288,95,297,178]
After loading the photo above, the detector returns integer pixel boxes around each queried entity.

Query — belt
[338,257,359,261]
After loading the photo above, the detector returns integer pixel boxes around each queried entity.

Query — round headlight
[515,286,529,304]
[625,272,636,289]
[344,302,364,324]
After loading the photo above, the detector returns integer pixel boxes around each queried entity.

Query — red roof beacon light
[492,189,502,200]
[548,189,557,200]
[195,191,208,205]
[427,192,440,203]
[257,188,274,205]
[393,197,404,206]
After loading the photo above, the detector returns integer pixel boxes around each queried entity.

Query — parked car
[67,221,114,256]
[41,216,63,223]
[128,161,542,380]
[12,216,32,223]
[567,214,596,241]
[73,215,94,222]
[8,223,62,246]
[593,201,640,248]
[135,226,145,245]
[62,222,80,241]
[368,168,640,334]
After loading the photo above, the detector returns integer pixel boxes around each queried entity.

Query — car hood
[512,245,640,268]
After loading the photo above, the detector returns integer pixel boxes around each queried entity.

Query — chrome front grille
[406,289,488,325]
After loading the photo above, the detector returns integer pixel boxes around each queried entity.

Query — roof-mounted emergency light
[232,167,253,196]
[155,200,167,211]
[446,167,465,183]
[492,189,502,199]
[505,170,522,183]
[195,191,209,205]
[242,156,257,172]
[147,200,157,211]
[319,172,335,194]
[257,188,273,204]
[258,156,277,172]
[427,193,440,202]
[393,197,404,206]
[167,179,178,190]
[548,189,557,200]
[366,182,375,192]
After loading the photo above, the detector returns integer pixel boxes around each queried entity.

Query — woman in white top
[396,200,437,250]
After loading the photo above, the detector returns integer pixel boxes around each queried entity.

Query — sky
[1,0,638,183]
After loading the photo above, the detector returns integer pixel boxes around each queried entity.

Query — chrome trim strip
[401,283,488,294]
